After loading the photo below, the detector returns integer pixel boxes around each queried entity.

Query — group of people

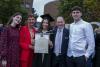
[0,6,100,67]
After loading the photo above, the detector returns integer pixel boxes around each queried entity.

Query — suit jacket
[20,26,36,61]
[50,27,69,55]
[50,27,69,67]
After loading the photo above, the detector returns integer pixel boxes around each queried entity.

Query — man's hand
[85,56,88,61]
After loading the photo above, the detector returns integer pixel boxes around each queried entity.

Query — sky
[33,0,55,16]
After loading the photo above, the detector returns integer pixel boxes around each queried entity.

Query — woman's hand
[48,40,53,48]
[29,45,34,50]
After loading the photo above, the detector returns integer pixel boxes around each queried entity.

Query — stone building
[44,0,60,19]
[21,0,34,14]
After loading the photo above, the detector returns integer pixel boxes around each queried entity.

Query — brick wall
[44,0,60,19]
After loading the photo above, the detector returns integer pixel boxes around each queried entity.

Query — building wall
[21,0,33,14]
[44,0,60,19]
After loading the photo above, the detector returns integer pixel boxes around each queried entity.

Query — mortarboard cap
[40,14,54,22]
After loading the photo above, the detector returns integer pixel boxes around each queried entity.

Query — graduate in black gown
[33,14,54,67]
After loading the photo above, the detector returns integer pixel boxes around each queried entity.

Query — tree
[83,0,100,22]
[59,0,83,23]
[0,0,27,24]
[32,8,38,19]
[59,0,100,23]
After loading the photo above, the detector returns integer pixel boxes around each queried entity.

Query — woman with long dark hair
[33,18,53,67]
[0,12,22,67]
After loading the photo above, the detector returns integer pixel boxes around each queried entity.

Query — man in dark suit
[50,16,69,67]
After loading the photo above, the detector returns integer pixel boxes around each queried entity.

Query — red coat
[20,26,35,61]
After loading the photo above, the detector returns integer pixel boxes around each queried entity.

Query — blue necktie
[55,29,62,56]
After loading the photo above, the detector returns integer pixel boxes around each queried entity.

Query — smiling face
[71,10,82,21]
[56,17,65,29]
[42,19,49,30]
[27,16,35,27]
[12,15,22,25]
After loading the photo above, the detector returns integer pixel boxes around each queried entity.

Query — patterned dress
[0,26,20,67]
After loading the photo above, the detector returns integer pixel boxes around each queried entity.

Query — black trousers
[33,53,51,67]
[66,55,86,67]
[93,49,100,67]
[52,54,67,67]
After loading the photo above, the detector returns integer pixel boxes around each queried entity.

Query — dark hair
[39,19,51,32]
[26,14,35,20]
[71,6,82,12]
[6,12,22,28]
[25,14,35,25]
[91,24,99,31]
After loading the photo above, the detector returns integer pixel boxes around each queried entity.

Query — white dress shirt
[67,19,95,58]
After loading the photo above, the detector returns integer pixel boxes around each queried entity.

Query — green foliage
[59,0,100,23]
[59,0,83,23]
[83,0,100,22]
[0,0,27,24]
